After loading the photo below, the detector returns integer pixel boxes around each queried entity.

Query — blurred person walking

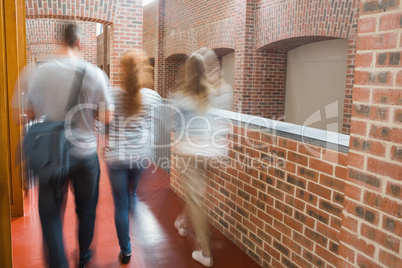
[172,50,229,267]
[21,23,113,268]
[197,48,233,111]
[105,49,162,264]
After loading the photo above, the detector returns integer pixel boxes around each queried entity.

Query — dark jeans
[107,165,144,255]
[38,153,100,268]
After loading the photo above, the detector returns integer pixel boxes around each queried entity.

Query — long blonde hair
[120,49,154,115]
[179,53,211,111]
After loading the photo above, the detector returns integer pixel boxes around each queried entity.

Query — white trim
[208,108,350,149]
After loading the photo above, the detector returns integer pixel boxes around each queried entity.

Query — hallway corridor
[11,157,260,268]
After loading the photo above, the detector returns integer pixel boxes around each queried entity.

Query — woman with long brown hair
[105,49,162,264]
[172,50,228,267]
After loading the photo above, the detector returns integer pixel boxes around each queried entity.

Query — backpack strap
[65,63,87,112]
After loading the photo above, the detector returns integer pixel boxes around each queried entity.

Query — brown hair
[64,23,81,48]
[179,53,211,111]
[120,49,154,115]
[196,48,221,88]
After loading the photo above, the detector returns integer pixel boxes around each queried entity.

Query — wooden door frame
[6,0,26,218]
[0,0,27,266]
[0,0,13,265]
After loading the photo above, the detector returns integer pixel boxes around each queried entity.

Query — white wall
[216,52,234,111]
[285,39,348,133]
[222,52,234,88]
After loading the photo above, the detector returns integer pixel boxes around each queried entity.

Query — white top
[105,87,163,168]
[171,92,229,158]
[27,56,112,158]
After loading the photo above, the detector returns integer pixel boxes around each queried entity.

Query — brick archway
[163,19,236,58]
[213,48,235,58]
[26,0,143,87]
[26,19,98,65]
[257,36,339,53]
[255,1,359,49]
[257,35,354,134]
[162,53,186,98]
[162,49,235,99]
[254,0,360,134]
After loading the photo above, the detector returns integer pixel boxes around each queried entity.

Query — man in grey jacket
[23,23,113,268]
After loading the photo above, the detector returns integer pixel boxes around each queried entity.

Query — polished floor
[11,157,260,268]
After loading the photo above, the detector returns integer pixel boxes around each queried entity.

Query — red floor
[11,157,260,268]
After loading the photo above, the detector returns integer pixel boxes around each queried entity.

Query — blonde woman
[105,49,162,264]
[172,50,228,267]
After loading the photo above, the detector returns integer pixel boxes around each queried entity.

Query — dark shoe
[119,252,131,264]
[78,256,91,268]
[79,249,92,268]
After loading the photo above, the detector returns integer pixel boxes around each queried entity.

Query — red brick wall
[233,0,256,116]
[26,20,97,64]
[171,123,349,267]
[255,0,359,47]
[164,0,236,56]
[96,26,111,75]
[164,0,236,34]
[150,0,402,267]
[254,0,360,134]
[25,19,61,63]
[97,33,104,67]
[339,1,402,267]
[242,51,287,119]
[109,2,143,87]
[80,22,97,64]
[28,44,59,61]
[145,0,166,97]
[164,56,186,98]
[232,0,288,120]
[143,1,158,59]
[26,0,143,87]
[144,0,359,134]
[144,0,236,97]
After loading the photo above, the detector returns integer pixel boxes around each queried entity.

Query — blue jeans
[107,166,144,255]
[38,153,100,268]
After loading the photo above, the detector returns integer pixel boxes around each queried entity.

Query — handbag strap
[65,63,87,112]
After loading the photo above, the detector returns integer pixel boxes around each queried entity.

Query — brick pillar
[80,22,97,65]
[252,51,287,119]
[339,1,402,267]
[155,0,166,97]
[110,1,143,87]
[26,43,32,64]
[233,0,256,114]
[103,24,109,77]
[342,24,360,135]
[233,0,287,119]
